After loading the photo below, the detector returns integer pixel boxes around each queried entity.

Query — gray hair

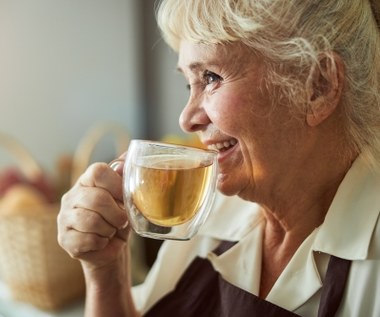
[156,0,380,166]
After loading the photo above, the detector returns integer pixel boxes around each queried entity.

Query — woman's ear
[306,52,345,127]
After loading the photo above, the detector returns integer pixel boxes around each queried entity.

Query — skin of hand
[57,158,140,317]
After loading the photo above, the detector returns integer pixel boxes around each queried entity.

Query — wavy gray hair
[156,0,380,166]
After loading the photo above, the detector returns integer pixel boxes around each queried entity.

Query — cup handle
[109,159,128,225]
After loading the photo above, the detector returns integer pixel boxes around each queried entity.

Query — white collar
[313,155,380,260]
[202,154,380,311]
[271,155,380,310]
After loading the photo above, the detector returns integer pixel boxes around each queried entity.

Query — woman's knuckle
[87,162,109,180]
[92,189,110,205]
[84,211,104,229]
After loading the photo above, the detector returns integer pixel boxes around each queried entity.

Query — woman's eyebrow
[176,61,220,73]
[176,62,204,73]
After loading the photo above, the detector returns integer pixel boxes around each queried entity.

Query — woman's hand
[57,159,140,317]
[57,160,129,270]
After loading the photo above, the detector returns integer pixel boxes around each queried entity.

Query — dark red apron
[144,241,351,317]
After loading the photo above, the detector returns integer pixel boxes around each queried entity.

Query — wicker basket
[70,122,130,185]
[0,123,133,310]
[0,206,85,310]
[0,132,86,310]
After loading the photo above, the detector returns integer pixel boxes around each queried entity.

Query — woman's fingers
[115,226,129,242]
[59,230,110,259]
[79,162,124,202]
[57,161,130,261]
[108,158,125,176]
[64,207,117,238]
[58,224,130,263]
[68,185,127,230]
[65,162,128,229]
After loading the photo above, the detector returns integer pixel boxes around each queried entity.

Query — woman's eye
[185,71,222,92]
[203,71,222,85]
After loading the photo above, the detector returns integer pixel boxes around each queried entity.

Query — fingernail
[109,159,122,171]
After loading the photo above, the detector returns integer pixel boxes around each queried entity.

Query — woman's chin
[217,173,239,196]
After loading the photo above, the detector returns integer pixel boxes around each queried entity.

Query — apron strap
[317,255,352,317]
[144,241,352,317]
[213,240,238,256]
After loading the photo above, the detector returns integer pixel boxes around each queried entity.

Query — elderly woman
[57,0,380,316]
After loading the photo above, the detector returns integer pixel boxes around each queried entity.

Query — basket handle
[0,132,42,180]
[70,122,130,185]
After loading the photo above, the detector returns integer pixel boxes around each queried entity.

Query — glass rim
[129,139,218,155]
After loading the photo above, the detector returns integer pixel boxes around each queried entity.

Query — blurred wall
[0,0,189,175]
[141,0,188,140]
[0,0,144,172]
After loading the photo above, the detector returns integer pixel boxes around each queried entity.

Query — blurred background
[0,0,188,171]
[0,0,189,315]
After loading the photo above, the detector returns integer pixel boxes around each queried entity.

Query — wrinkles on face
[178,40,291,202]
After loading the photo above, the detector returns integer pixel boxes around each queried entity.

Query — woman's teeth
[208,139,237,152]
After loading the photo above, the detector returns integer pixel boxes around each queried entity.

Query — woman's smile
[207,138,237,152]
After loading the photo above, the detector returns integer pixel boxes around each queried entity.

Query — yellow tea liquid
[131,155,213,226]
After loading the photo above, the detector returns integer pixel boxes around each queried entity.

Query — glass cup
[120,139,218,240]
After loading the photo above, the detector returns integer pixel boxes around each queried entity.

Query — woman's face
[177,40,308,202]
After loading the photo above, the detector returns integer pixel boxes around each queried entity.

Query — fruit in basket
[0,183,48,216]
[0,167,25,196]
[0,166,56,203]
[29,172,57,203]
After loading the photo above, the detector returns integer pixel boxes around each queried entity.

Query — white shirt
[132,155,380,316]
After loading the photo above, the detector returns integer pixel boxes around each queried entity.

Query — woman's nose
[179,97,210,133]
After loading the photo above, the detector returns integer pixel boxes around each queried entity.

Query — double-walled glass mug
[116,139,218,240]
